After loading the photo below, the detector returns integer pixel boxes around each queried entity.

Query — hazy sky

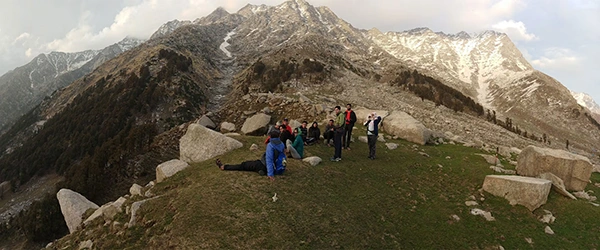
[1,0,598,102]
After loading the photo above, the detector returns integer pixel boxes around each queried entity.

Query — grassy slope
[53,127,600,249]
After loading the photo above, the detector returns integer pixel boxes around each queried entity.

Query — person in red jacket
[342,104,357,150]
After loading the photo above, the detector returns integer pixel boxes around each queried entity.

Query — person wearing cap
[364,112,382,160]
[299,121,308,145]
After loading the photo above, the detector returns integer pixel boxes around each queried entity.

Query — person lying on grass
[216,130,287,181]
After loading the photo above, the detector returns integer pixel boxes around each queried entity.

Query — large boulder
[241,113,271,135]
[516,145,593,191]
[482,175,552,211]
[538,172,577,200]
[197,115,216,129]
[156,159,190,183]
[83,202,118,226]
[383,111,432,145]
[0,181,10,199]
[57,189,99,233]
[180,124,243,163]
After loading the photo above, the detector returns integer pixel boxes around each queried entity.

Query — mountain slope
[0,38,144,133]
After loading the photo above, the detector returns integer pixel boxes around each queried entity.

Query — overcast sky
[1,0,598,102]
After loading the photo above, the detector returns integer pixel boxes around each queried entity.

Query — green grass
[52,133,600,249]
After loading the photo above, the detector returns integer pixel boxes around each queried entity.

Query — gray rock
[482,175,551,211]
[250,144,259,151]
[465,201,479,206]
[129,183,143,197]
[470,208,495,221]
[197,115,216,129]
[156,159,190,183]
[243,110,256,116]
[386,143,398,150]
[289,120,302,130]
[517,145,593,191]
[57,189,99,233]
[262,107,272,114]
[79,240,93,250]
[113,197,127,212]
[538,172,577,200]
[303,156,322,166]
[220,122,236,133]
[544,226,555,235]
[180,124,243,164]
[383,111,432,145]
[477,154,499,165]
[314,104,327,114]
[128,197,159,228]
[358,136,368,143]
[241,113,271,135]
[539,210,555,224]
[377,136,386,142]
[83,202,118,226]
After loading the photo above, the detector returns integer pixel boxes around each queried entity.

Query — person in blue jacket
[364,112,382,160]
[216,130,286,180]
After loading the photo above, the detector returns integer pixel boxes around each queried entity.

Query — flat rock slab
[180,124,243,164]
[241,113,271,135]
[517,145,592,191]
[57,189,99,233]
[482,175,552,211]
[156,159,190,183]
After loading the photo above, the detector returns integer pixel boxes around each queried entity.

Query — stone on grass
[180,124,243,164]
[79,240,93,250]
[517,145,592,191]
[545,226,555,235]
[250,144,259,151]
[129,183,143,197]
[303,156,322,166]
[83,202,118,225]
[220,122,236,133]
[358,136,368,143]
[470,208,495,221]
[128,197,159,228]
[465,201,478,206]
[57,189,99,233]
[386,143,398,150]
[539,210,556,224]
[482,175,551,211]
[156,159,190,183]
[477,154,499,165]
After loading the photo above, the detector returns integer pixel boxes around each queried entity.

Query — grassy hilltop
[50,130,600,249]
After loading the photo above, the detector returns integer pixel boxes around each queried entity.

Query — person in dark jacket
[299,121,308,144]
[342,103,357,150]
[279,125,293,145]
[307,121,320,145]
[364,112,382,160]
[323,119,335,146]
[217,130,286,180]
[331,106,345,162]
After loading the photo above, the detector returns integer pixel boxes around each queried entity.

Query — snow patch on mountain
[572,91,600,114]
[220,31,236,58]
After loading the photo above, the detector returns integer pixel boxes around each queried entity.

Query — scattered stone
[180,124,243,164]
[57,189,99,233]
[595,183,600,188]
[79,240,93,250]
[197,115,216,129]
[272,193,278,202]
[590,202,600,207]
[220,122,236,133]
[243,110,256,116]
[145,181,155,188]
[145,190,155,198]
[525,238,533,244]
[314,104,327,114]
[445,156,451,159]
[437,164,443,168]
[46,242,53,248]
[84,202,118,225]
[385,143,398,150]
[482,175,552,211]
[156,159,190,183]
[0,181,11,199]
[250,144,259,151]
[377,136,386,142]
[418,152,430,157]
[303,156,322,166]
[517,145,593,191]
[469,195,476,200]
[573,191,597,201]
[241,113,271,135]
[383,111,432,145]
[539,210,556,224]
[538,172,577,200]
[465,201,478,206]
[358,136,368,143]
[451,214,460,222]
[113,197,127,212]
[298,94,311,104]
[545,226,555,235]
[477,154,499,165]
[128,197,159,228]
[470,208,495,221]
[261,107,272,114]
[129,183,143,197]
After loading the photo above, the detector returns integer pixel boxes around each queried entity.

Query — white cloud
[492,20,538,41]
[25,48,32,58]
[531,47,581,70]
[12,32,31,45]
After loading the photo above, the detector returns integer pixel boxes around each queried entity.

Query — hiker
[299,121,308,145]
[331,106,345,161]
[307,121,320,145]
[342,103,357,150]
[364,112,382,160]
[287,128,304,159]
[217,130,286,180]
[323,119,335,146]
[282,118,293,135]
[264,121,281,144]
[279,125,293,145]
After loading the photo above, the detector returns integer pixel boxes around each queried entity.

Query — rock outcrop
[156,159,190,183]
[0,181,10,199]
[482,175,552,211]
[180,124,243,163]
[57,189,99,233]
[241,113,271,135]
[197,115,216,129]
[220,122,236,133]
[537,172,577,200]
[517,146,593,191]
[383,111,432,145]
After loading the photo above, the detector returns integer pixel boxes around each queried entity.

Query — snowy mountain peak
[117,37,144,51]
[150,19,192,40]
[571,91,600,114]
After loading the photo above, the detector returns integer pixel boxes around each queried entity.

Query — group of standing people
[217,103,382,180]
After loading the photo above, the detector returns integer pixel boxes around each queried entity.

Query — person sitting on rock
[323,119,335,146]
[307,121,320,145]
[217,130,286,180]
[287,128,304,159]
